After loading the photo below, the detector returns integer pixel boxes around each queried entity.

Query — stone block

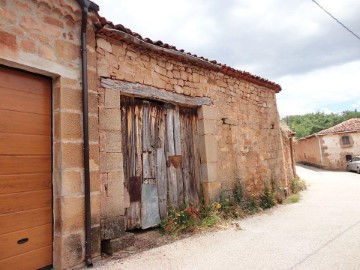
[100,130,122,153]
[54,196,84,234]
[54,112,82,140]
[19,15,41,31]
[90,171,101,192]
[55,88,82,111]
[91,194,101,224]
[0,8,17,24]
[202,181,221,206]
[38,45,56,61]
[201,162,218,183]
[89,115,99,143]
[173,70,180,79]
[100,152,123,172]
[98,58,111,78]
[87,50,97,69]
[88,91,99,114]
[180,70,188,80]
[198,119,216,135]
[20,39,36,53]
[90,144,100,171]
[88,70,98,91]
[61,142,84,169]
[199,135,218,163]
[55,39,80,62]
[105,88,120,109]
[166,62,173,70]
[91,225,101,257]
[44,16,64,28]
[100,216,125,240]
[101,233,135,255]
[198,105,219,120]
[99,108,121,131]
[174,84,184,94]
[101,192,124,218]
[53,232,84,270]
[108,171,125,197]
[58,170,83,196]
[126,49,138,59]
[97,38,112,53]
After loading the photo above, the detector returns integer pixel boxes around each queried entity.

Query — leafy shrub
[160,179,293,235]
[290,177,307,194]
[200,202,222,227]
[160,201,201,234]
[241,193,260,214]
[234,178,244,203]
[259,186,276,209]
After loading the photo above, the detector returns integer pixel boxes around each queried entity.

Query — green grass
[284,194,301,204]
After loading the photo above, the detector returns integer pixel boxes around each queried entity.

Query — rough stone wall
[97,36,287,203]
[320,132,360,170]
[280,127,296,186]
[0,0,101,268]
[98,84,127,240]
[294,136,322,167]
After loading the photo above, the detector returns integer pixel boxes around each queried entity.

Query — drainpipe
[75,0,99,267]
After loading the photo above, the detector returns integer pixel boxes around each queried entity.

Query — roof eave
[96,27,282,93]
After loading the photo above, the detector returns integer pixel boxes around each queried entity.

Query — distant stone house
[0,0,295,269]
[294,118,360,170]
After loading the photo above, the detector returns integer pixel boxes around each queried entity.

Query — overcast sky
[96,0,360,116]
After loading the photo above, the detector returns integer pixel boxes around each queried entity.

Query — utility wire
[311,0,360,41]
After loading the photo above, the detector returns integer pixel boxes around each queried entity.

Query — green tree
[282,110,360,139]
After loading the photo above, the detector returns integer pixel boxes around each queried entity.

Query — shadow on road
[296,163,326,172]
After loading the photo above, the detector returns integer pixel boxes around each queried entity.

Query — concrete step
[101,232,135,255]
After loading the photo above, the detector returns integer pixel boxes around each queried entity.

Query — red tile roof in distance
[316,118,360,135]
[95,16,282,93]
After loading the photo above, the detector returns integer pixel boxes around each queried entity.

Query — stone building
[294,118,360,170]
[0,0,294,269]
[280,123,296,184]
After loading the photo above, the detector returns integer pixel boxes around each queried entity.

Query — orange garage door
[0,66,52,269]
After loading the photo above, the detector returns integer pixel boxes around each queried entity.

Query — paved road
[93,165,360,270]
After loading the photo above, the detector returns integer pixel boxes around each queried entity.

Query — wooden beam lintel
[101,78,212,107]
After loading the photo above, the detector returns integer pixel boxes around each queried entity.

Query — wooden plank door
[121,97,201,229]
[0,66,52,269]
[140,102,160,229]
[122,98,142,229]
[179,107,201,203]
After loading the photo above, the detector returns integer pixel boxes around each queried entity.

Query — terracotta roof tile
[316,118,360,135]
[95,15,281,92]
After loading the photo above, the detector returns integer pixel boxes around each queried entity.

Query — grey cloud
[98,0,360,81]
[166,1,360,80]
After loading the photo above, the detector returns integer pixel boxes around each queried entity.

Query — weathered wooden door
[121,97,201,229]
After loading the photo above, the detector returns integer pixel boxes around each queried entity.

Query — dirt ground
[99,221,237,262]
[92,165,360,270]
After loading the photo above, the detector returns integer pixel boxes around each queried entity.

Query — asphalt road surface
[93,165,360,270]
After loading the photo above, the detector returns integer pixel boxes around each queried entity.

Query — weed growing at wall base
[284,193,301,204]
[160,201,201,234]
[160,178,306,235]
[290,177,307,194]
[259,186,276,209]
